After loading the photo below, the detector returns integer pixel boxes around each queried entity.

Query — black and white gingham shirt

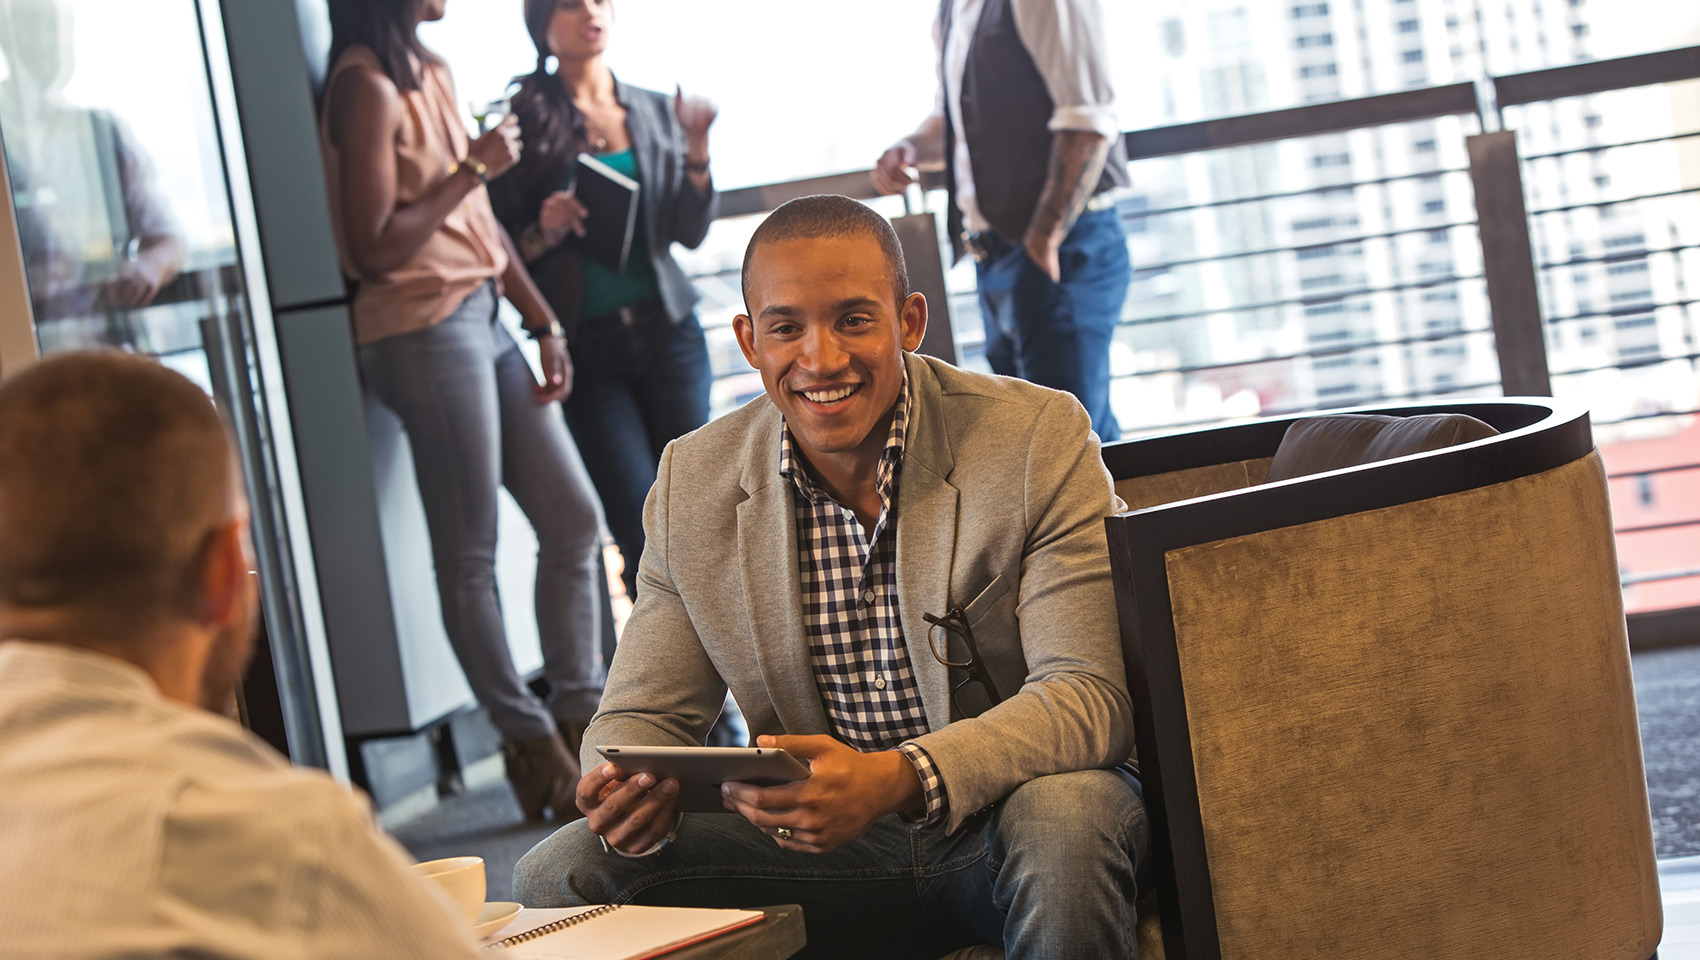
[779,376,948,826]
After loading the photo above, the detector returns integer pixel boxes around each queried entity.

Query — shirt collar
[779,369,910,506]
[0,639,163,703]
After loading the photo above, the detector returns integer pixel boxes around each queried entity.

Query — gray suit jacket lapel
[735,406,832,735]
[895,353,961,730]
[614,77,664,253]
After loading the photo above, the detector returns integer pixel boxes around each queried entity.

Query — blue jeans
[358,282,606,740]
[561,300,712,600]
[513,768,1148,960]
[974,206,1131,442]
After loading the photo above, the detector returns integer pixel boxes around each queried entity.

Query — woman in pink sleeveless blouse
[320,0,602,824]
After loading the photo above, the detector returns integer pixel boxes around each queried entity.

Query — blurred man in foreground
[0,352,480,959]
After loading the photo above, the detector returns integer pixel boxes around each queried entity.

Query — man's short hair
[0,352,235,625]
[740,195,910,311]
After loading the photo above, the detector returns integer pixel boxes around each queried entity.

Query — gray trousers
[358,282,605,740]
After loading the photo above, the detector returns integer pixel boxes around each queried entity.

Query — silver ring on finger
[774,826,793,841]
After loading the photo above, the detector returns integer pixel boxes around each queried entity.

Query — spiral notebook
[484,904,766,959]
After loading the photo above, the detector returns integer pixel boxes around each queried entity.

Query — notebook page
[493,905,766,960]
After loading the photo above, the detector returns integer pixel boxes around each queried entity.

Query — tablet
[594,745,812,813]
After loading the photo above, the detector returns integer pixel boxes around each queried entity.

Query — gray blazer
[489,79,716,332]
[584,353,1136,834]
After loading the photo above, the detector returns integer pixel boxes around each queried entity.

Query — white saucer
[471,901,523,939]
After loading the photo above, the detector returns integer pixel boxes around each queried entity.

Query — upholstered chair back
[1102,400,1660,960]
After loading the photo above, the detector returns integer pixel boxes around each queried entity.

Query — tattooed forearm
[1026,130,1111,246]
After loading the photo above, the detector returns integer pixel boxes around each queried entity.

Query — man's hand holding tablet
[718,735,926,855]
[581,745,811,855]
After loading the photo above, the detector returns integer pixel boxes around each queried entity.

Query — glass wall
[0,0,335,768]
[0,0,232,374]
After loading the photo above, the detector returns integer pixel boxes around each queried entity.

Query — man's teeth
[803,386,857,403]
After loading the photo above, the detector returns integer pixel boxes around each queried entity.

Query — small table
[665,904,804,960]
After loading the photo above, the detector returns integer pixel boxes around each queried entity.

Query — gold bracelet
[449,156,489,184]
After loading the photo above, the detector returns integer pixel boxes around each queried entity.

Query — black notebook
[564,153,641,274]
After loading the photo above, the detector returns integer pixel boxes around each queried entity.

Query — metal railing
[679,44,1700,629]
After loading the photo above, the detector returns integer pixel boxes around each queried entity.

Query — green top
[576,148,661,320]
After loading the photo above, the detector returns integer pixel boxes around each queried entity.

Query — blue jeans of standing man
[974,205,1131,442]
[357,282,606,741]
[513,768,1148,960]
[561,299,712,602]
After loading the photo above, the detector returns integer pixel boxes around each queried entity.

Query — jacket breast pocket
[960,574,1011,626]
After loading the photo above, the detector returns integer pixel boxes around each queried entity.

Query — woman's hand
[539,190,589,245]
[674,84,718,143]
[677,85,715,194]
[468,114,523,181]
[534,334,574,404]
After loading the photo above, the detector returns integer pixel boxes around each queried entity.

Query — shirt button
[863,588,876,604]
[875,676,887,690]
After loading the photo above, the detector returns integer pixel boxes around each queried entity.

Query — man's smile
[798,383,862,407]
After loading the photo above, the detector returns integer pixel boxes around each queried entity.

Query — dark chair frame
[1100,398,1599,960]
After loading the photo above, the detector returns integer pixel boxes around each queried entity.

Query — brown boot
[502,733,582,823]
[558,719,588,762]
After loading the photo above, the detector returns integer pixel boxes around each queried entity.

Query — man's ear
[899,292,928,352]
[733,313,759,368]
[196,518,250,628]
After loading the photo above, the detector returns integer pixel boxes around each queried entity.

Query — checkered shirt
[778,375,948,826]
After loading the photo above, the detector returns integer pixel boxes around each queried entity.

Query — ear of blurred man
[193,513,259,715]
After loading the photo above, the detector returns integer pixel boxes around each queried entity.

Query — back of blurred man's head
[0,352,240,638]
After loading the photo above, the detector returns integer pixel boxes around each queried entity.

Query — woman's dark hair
[326,0,438,96]
[503,0,590,210]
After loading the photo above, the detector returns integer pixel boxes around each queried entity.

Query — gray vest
[940,0,1131,258]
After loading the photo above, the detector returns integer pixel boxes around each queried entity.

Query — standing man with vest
[874,0,1131,441]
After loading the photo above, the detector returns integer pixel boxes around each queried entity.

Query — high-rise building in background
[1111,0,1697,439]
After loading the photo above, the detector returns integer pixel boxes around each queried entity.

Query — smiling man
[514,195,1148,960]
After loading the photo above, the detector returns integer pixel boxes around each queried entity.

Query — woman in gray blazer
[490,0,719,603]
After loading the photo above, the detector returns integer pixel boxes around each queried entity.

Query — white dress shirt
[932,0,1122,233]
[0,640,482,960]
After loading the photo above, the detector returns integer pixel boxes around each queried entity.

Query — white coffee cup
[410,856,486,925]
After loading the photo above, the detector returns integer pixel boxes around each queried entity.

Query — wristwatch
[526,320,566,341]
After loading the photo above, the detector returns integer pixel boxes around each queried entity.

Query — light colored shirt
[0,640,482,960]
[932,0,1122,233]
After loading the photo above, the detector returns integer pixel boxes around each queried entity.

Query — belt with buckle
[964,191,1120,262]
[589,300,658,328]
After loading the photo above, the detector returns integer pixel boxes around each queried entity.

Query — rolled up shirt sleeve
[1012,0,1122,140]
[898,740,949,828]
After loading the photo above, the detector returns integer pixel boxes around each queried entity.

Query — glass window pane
[0,0,240,390]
